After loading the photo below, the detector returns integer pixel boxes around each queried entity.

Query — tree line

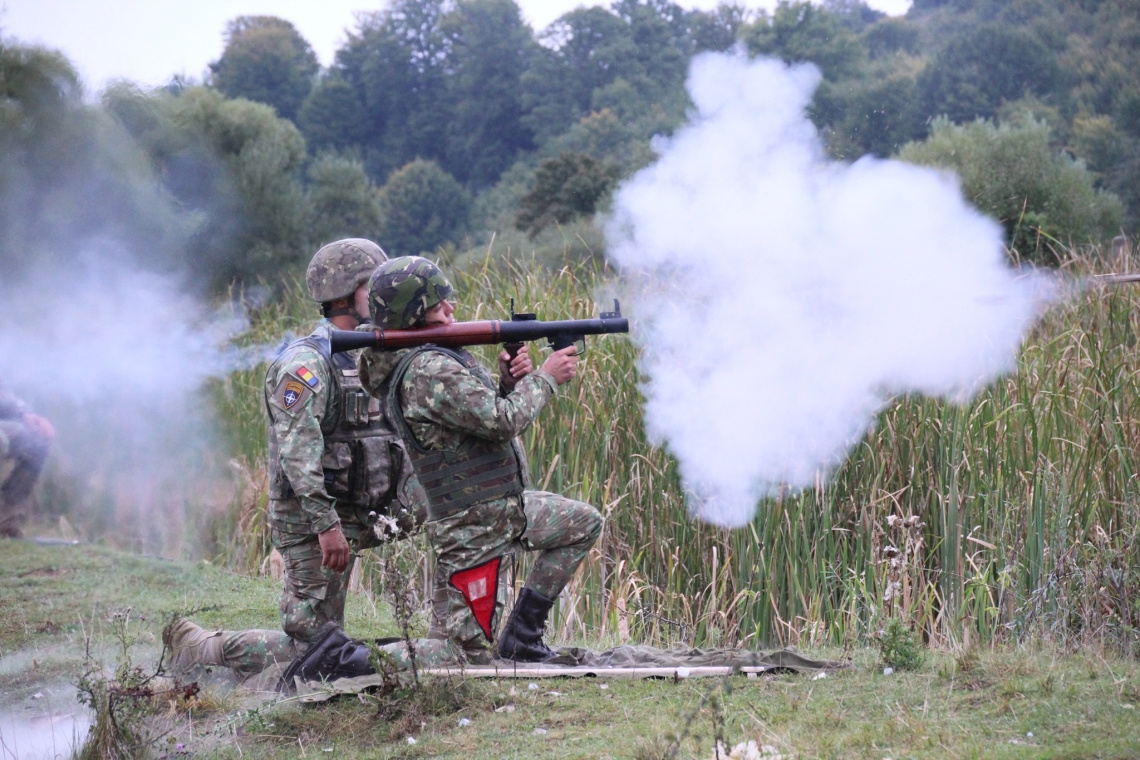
[2,0,1138,293]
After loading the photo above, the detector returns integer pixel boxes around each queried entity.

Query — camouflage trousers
[212,516,376,677]
[201,528,351,679]
[426,490,602,658]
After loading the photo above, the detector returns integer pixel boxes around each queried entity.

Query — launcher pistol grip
[504,308,537,360]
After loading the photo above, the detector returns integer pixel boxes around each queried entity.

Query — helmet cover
[368,256,454,329]
[306,238,387,302]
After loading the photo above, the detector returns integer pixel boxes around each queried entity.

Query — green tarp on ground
[289,645,846,702]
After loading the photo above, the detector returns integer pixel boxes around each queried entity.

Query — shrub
[377,159,470,256]
[898,116,1124,263]
[878,617,925,671]
[515,151,620,237]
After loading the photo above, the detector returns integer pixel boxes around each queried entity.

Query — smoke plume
[606,54,1041,527]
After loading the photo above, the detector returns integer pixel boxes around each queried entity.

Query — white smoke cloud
[0,241,270,553]
[606,54,1041,527]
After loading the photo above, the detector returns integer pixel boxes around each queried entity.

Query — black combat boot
[497,587,557,662]
[278,623,377,692]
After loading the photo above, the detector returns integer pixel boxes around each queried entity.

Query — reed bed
[209,243,1140,655]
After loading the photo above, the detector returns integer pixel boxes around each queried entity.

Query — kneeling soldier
[164,239,426,678]
[358,256,602,663]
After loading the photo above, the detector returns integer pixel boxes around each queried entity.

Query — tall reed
[213,243,1140,654]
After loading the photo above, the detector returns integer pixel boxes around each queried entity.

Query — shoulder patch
[274,376,313,411]
[295,365,321,389]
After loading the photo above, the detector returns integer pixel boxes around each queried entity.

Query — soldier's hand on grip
[319,525,351,572]
[541,345,580,386]
[499,344,533,391]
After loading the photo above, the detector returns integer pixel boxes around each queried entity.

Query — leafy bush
[515,151,620,237]
[898,116,1124,263]
[377,159,471,256]
[878,617,925,671]
[305,153,384,248]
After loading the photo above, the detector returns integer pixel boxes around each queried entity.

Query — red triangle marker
[449,557,502,642]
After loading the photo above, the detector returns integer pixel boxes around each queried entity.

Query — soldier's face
[424,299,455,326]
[353,283,371,320]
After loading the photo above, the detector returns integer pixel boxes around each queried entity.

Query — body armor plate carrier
[267,333,406,524]
[387,346,526,522]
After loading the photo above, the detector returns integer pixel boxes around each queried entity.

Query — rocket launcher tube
[329,302,629,354]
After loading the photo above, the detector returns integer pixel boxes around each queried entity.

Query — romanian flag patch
[296,366,320,388]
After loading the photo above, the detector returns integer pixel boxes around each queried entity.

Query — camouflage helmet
[368,256,454,329]
[306,238,387,303]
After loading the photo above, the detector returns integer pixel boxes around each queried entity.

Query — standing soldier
[164,239,425,678]
[358,256,602,663]
[0,384,55,538]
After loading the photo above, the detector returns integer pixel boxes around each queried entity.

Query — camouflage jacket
[265,322,425,539]
[359,346,557,511]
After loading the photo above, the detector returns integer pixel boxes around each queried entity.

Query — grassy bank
[2,539,1139,759]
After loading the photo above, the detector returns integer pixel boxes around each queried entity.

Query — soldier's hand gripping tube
[329,299,629,355]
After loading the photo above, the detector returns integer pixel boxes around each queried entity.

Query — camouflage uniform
[188,240,431,678]
[0,384,52,538]
[360,343,602,660]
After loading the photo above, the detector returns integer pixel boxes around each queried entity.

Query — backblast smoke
[606,54,1042,527]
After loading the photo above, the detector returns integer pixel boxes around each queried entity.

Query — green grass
[2,540,1139,759]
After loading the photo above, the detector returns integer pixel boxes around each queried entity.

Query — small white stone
[599,683,609,690]
[533,727,548,735]
[406,737,417,745]
[528,682,539,691]
[811,671,827,681]
[495,704,516,713]
[676,667,691,679]
[322,748,333,753]
[458,718,471,727]
[883,667,894,675]
[1027,732,1033,738]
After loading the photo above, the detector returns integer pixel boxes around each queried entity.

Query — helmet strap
[322,300,366,323]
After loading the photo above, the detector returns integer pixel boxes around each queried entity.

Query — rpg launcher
[328,299,629,356]
[1091,273,1140,285]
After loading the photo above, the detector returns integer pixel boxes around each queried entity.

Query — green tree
[333,0,452,180]
[1,44,188,280]
[515,152,621,237]
[898,117,1124,263]
[378,159,470,256]
[209,16,319,121]
[105,84,311,287]
[915,24,1062,126]
[297,72,371,152]
[742,1,865,80]
[306,154,385,248]
[440,0,536,187]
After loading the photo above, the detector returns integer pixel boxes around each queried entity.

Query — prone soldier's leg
[517,490,603,597]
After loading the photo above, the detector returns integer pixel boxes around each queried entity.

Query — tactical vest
[388,346,526,522]
[267,333,407,522]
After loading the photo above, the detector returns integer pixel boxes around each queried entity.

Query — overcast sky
[0,0,911,93]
